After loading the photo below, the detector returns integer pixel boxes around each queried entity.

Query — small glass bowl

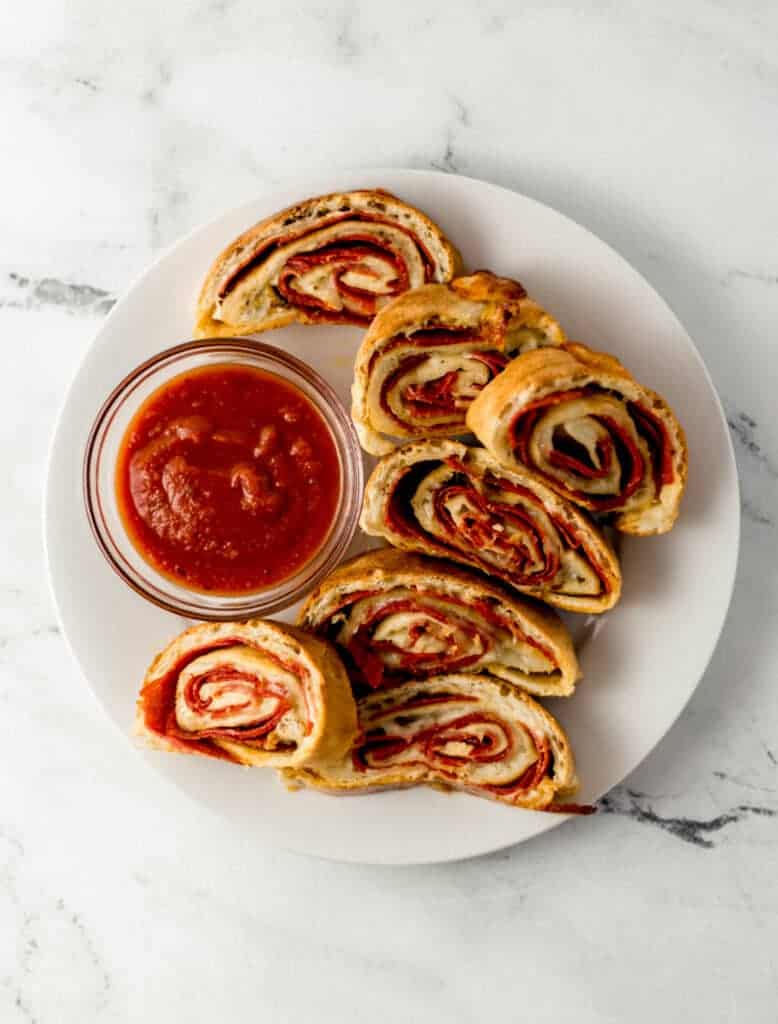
[83,338,364,620]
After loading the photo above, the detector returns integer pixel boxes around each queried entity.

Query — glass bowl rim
[82,336,364,619]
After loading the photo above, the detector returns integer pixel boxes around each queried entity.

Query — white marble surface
[1,1,776,1020]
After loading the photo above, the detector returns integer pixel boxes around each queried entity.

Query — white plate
[45,170,739,865]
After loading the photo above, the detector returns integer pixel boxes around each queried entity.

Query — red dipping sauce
[116,363,341,593]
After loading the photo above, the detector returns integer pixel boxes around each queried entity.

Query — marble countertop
[2,2,776,1020]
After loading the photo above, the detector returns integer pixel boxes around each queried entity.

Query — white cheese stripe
[174,646,306,746]
[518,395,655,516]
[365,346,500,436]
[216,221,426,325]
[411,464,602,597]
[355,684,545,787]
[332,588,556,676]
[361,705,533,785]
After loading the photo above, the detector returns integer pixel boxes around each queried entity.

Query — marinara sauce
[116,363,340,593]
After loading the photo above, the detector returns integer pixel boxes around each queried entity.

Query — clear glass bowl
[83,338,364,619]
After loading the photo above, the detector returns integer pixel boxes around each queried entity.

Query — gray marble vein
[599,787,777,848]
[713,770,776,794]
[741,499,773,527]
[726,409,778,478]
[723,268,778,287]
[140,60,173,108]
[333,5,360,62]
[1,274,115,316]
[431,96,471,175]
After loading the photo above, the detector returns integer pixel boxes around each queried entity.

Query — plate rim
[43,168,740,865]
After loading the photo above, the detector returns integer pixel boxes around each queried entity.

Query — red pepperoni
[139,638,310,760]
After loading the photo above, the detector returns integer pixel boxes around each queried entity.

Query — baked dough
[298,547,579,698]
[466,342,688,534]
[136,620,358,768]
[283,673,580,812]
[195,189,460,337]
[360,438,621,613]
[351,271,565,454]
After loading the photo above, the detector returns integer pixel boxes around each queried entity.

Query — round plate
[45,170,739,864]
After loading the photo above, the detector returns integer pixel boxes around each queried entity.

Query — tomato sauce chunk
[116,364,340,593]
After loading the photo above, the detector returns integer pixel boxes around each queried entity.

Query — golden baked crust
[351,271,565,454]
[135,619,358,769]
[298,547,580,697]
[359,437,621,613]
[466,342,688,535]
[195,189,461,337]
[283,673,579,812]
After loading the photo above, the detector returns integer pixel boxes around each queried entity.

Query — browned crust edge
[135,619,358,769]
[297,546,579,696]
[195,188,462,337]
[466,342,688,535]
[283,672,578,812]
